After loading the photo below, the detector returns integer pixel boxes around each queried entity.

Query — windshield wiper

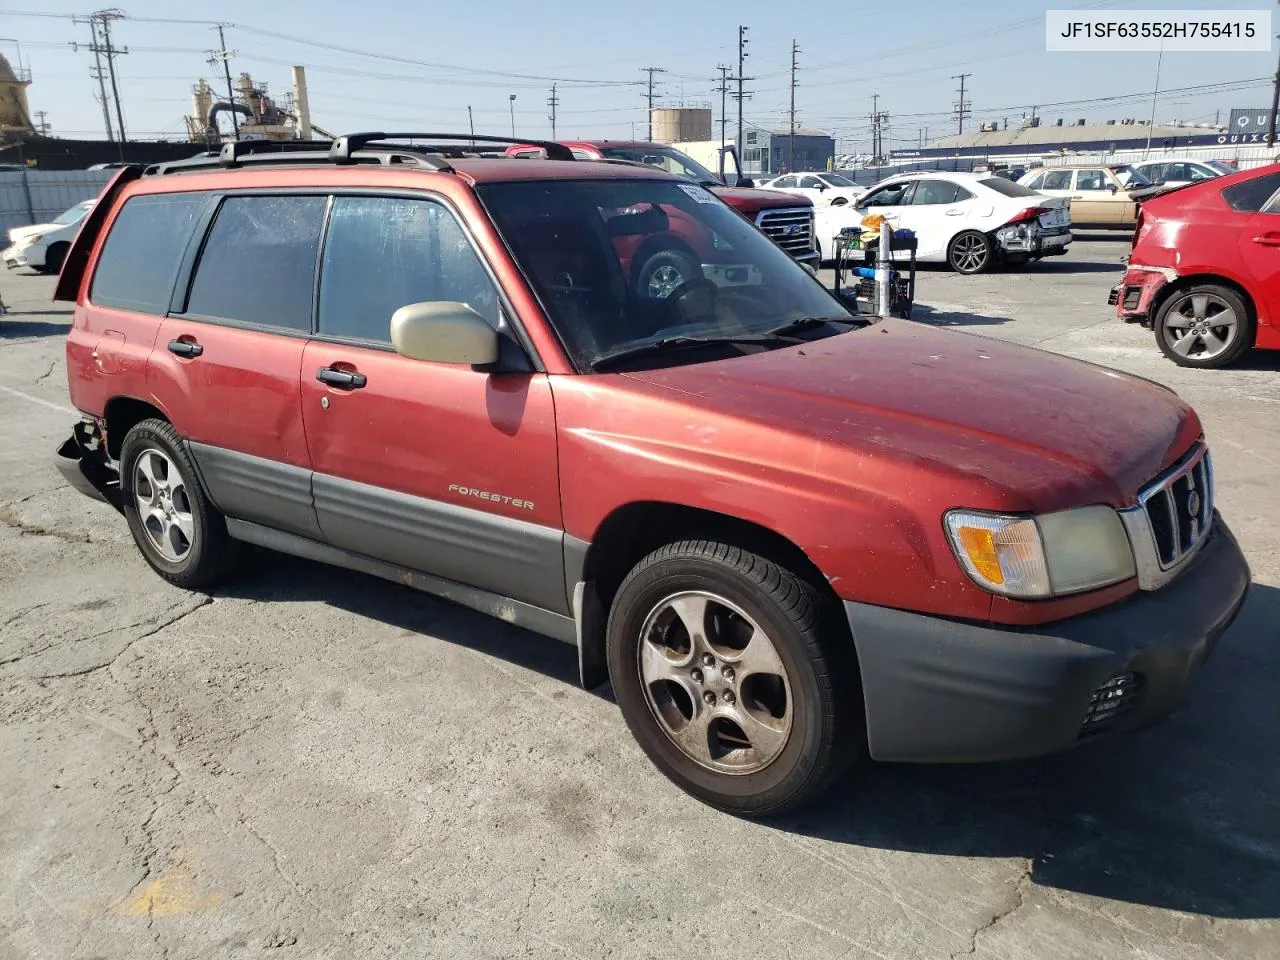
[590,333,795,372]
[764,315,865,337]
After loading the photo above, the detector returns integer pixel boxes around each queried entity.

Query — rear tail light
[1003,206,1050,226]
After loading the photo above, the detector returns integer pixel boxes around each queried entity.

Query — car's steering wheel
[666,277,719,323]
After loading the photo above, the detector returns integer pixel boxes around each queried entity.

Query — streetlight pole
[509,94,517,138]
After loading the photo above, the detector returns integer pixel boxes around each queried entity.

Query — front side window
[1075,170,1107,191]
[318,196,500,344]
[477,178,857,371]
[799,176,824,189]
[820,173,857,187]
[90,192,207,314]
[184,195,327,331]
[861,181,911,206]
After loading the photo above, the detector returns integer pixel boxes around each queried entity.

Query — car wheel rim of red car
[636,590,793,775]
[133,449,195,562]
[1165,293,1239,360]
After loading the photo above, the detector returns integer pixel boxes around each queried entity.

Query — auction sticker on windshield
[678,184,716,203]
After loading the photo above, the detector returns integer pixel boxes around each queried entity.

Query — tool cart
[831,220,918,319]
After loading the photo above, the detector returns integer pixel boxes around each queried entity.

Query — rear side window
[89,193,206,314]
[1222,172,1280,213]
[317,196,500,343]
[979,176,1038,198]
[184,195,327,331]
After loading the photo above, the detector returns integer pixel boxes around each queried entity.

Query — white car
[759,171,865,207]
[3,199,95,274]
[1129,158,1234,188]
[813,172,1072,274]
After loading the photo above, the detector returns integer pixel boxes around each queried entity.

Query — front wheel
[1154,284,1255,369]
[947,230,994,275]
[40,242,69,275]
[635,248,701,300]
[606,540,863,817]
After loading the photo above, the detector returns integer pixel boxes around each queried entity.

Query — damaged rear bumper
[1109,264,1176,323]
[55,417,121,510]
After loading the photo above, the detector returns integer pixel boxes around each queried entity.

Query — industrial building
[650,107,836,178]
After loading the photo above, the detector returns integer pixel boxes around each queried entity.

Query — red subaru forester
[53,133,1249,816]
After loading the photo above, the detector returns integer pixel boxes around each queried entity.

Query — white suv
[3,199,95,274]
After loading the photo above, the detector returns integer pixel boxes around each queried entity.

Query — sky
[1,0,1275,151]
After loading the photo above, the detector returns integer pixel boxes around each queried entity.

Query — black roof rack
[218,138,332,167]
[328,131,576,163]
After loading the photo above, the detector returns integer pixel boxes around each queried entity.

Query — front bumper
[845,515,1250,763]
[3,243,43,269]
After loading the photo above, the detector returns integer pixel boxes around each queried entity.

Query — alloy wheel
[647,264,688,299]
[951,234,989,273]
[133,449,195,562]
[637,590,793,775]
[1163,292,1239,361]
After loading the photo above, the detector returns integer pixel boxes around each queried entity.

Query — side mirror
[736,176,754,188]
[816,182,828,191]
[390,301,499,366]
[1110,184,1118,194]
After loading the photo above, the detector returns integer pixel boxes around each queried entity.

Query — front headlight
[945,506,1136,599]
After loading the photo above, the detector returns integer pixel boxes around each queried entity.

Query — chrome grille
[1079,672,1146,738]
[1118,443,1214,591]
[755,207,814,257]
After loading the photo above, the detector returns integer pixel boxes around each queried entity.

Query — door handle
[945,209,965,216]
[1070,195,1084,200]
[167,338,203,358]
[316,366,367,389]
[1252,235,1280,247]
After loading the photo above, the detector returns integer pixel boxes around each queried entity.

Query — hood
[7,222,55,243]
[712,185,813,211]
[622,320,1200,512]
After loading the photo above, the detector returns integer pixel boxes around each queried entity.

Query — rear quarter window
[1221,172,1280,212]
[89,193,207,314]
[979,177,1039,198]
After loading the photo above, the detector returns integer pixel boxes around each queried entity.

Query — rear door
[300,193,567,613]
[898,178,978,258]
[1235,172,1280,335]
[147,192,327,539]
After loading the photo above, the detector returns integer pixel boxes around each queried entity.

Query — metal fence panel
[0,170,114,238]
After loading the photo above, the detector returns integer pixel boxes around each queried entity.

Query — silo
[650,107,713,144]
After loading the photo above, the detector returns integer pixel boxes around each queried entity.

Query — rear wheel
[947,231,994,275]
[606,539,863,817]
[120,419,242,588]
[1154,284,1255,369]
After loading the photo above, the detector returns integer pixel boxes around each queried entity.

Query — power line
[642,66,666,139]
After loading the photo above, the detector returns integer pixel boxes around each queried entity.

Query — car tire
[947,230,994,274]
[1154,284,1255,369]
[606,539,863,817]
[42,242,69,275]
[635,248,702,300]
[120,418,242,589]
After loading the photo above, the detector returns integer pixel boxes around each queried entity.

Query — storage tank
[0,54,34,135]
[651,107,712,144]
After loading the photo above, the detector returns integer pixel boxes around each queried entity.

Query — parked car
[1131,158,1234,188]
[1109,163,1280,368]
[757,172,865,206]
[506,140,818,270]
[819,171,1071,273]
[1017,164,1164,229]
[2,198,95,274]
[53,135,1249,817]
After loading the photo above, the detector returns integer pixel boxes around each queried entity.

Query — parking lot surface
[2,237,1277,959]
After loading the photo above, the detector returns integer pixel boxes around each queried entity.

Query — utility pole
[467,105,474,147]
[788,39,800,173]
[34,110,50,137]
[731,26,753,167]
[73,14,114,142]
[509,94,517,137]
[642,67,666,140]
[547,83,559,139]
[97,11,128,146]
[953,73,971,135]
[870,93,879,164]
[714,64,730,152]
[1267,34,1280,146]
[208,24,239,139]
[1145,47,1164,156]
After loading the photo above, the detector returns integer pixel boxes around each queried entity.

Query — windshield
[821,173,857,187]
[477,178,857,371]
[598,146,722,185]
[1111,165,1153,187]
[53,202,92,226]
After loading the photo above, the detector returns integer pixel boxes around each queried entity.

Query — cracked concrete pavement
[1,240,1278,959]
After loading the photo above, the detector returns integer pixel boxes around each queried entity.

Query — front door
[149,192,328,539]
[299,194,567,614]
[1071,169,1118,224]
